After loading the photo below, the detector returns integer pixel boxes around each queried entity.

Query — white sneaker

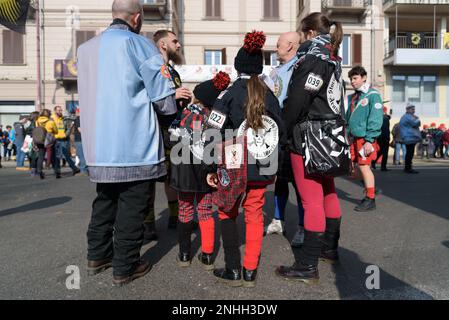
[291,226,305,248]
[266,219,284,235]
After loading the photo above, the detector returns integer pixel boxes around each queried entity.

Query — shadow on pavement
[342,168,449,222]
[0,196,72,217]
[332,247,433,300]
[442,241,449,250]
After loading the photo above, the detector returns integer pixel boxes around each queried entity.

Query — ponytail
[301,12,344,56]
[245,75,266,131]
[330,21,343,57]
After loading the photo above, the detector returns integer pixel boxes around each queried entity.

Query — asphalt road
[0,159,448,300]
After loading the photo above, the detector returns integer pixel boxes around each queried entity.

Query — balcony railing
[322,0,372,10]
[383,0,449,6]
[384,35,440,57]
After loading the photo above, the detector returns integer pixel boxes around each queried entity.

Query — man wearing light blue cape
[77,0,177,287]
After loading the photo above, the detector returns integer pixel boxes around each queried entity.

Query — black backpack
[32,126,46,145]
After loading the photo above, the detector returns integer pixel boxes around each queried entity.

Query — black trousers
[87,180,155,276]
[405,144,416,171]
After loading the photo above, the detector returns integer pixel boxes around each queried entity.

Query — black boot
[242,268,257,288]
[177,221,193,267]
[320,218,341,264]
[275,231,323,284]
[144,222,158,242]
[198,252,214,271]
[214,219,242,287]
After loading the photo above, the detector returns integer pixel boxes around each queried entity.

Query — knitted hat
[234,30,266,75]
[423,125,429,130]
[431,122,437,127]
[193,71,231,108]
[406,103,415,110]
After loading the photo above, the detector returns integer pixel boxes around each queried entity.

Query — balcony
[140,0,167,20]
[383,0,449,14]
[384,34,449,65]
[322,0,372,16]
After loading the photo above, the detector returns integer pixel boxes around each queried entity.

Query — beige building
[0,0,179,125]
[1,0,448,127]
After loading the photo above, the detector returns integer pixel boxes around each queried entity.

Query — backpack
[32,126,47,145]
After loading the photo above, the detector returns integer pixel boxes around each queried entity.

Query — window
[392,75,438,117]
[76,31,96,51]
[264,51,279,66]
[2,30,24,64]
[204,49,224,65]
[392,75,406,102]
[205,0,221,19]
[339,35,351,66]
[263,0,279,20]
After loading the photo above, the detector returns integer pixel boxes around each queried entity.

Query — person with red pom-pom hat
[205,30,286,287]
[168,71,231,271]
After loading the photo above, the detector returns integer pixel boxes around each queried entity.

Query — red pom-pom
[212,71,231,91]
[243,30,266,54]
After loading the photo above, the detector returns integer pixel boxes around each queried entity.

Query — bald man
[78,0,177,286]
[266,32,305,248]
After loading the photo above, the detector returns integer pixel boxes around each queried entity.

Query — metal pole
[395,4,398,50]
[36,0,42,112]
[434,5,436,48]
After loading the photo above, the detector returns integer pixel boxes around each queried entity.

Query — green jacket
[345,84,383,143]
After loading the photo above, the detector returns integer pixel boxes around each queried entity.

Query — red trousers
[219,187,265,271]
[178,192,215,254]
[291,153,342,233]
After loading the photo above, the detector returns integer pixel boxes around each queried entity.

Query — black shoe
[404,169,419,174]
[56,173,62,179]
[242,268,257,288]
[198,252,214,271]
[213,268,242,287]
[177,252,191,267]
[39,172,45,180]
[380,168,390,172]
[275,263,319,284]
[144,222,158,242]
[168,216,178,229]
[354,197,376,212]
[72,167,81,176]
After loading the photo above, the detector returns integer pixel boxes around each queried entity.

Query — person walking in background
[13,116,29,171]
[52,105,80,178]
[33,109,58,179]
[27,111,40,176]
[399,103,421,174]
[3,125,12,161]
[78,0,177,287]
[392,122,406,165]
[72,108,88,175]
[372,106,391,172]
[265,31,305,247]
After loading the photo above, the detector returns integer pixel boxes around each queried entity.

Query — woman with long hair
[276,12,345,283]
[206,31,285,287]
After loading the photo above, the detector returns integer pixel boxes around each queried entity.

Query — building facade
[1,0,449,127]
[0,0,179,126]
[383,0,449,126]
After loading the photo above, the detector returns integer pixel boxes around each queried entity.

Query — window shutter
[272,0,279,19]
[3,31,23,64]
[205,0,212,17]
[214,0,221,18]
[264,0,271,18]
[221,48,227,64]
[352,34,362,66]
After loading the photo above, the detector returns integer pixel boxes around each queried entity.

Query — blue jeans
[274,177,305,226]
[15,142,25,167]
[395,143,407,163]
[75,141,88,172]
[53,140,77,173]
